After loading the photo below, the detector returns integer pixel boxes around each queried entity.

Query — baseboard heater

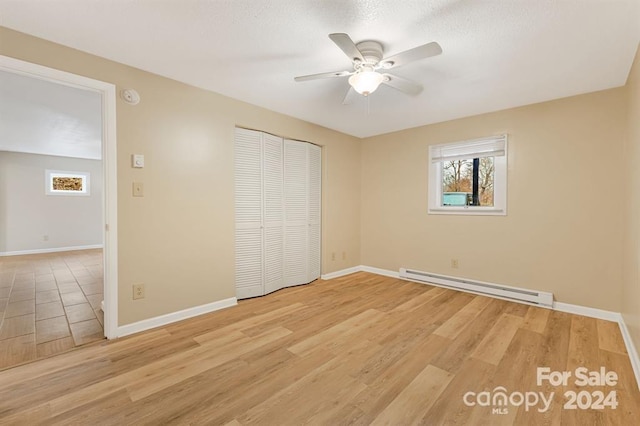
[399,268,554,307]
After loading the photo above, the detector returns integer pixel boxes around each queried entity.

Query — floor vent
[399,268,553,307]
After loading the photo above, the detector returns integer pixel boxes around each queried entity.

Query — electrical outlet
[331,252,336,261]
[342,251,346,260]
[133,283,145,300]
[451,259,459,269]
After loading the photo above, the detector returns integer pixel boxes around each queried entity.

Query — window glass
[428,135,506,215]
[46,170,90,196]
[442,157,494,207]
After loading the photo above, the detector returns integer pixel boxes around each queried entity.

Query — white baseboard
[320,265,398,280]
[552,301,621,322]
[0,244,103,257]
[116,297,237,338]
[618,316,640,392]
[321,266,361,280]
[360,265,400,278]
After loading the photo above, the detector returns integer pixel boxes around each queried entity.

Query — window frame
[428,135,507,216]
[45,170,91,196]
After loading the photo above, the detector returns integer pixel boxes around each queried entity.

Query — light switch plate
[132,154,145,168]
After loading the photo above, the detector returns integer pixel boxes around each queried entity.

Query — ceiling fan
[294,33,442,103]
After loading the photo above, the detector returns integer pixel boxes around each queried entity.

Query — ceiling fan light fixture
[348,69,384,96]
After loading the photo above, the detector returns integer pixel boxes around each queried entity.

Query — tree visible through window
[442,157,494,206]
[428,134,507,215]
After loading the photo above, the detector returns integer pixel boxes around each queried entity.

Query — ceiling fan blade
[294,70,351,82]
[342,86,356,105]
[329,33,365,63]
[381,74,423,95]
[380,42,442,69]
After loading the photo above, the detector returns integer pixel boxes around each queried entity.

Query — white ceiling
[0,70,102,159]
[1,0,639,138]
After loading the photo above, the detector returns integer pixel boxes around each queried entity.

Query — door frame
[0,55,119,339]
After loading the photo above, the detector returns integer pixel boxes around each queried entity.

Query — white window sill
[46,191,90,197]
[428,207,506,216]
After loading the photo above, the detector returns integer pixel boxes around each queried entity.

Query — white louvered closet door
[262,133,285,295]
[235,128,264,299]
[284,140,309,287]
[236,130,321,299]
[307,143,321,283]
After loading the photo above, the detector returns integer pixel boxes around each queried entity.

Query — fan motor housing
[356,40,384,65]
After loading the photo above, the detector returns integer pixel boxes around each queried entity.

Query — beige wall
[623,44,640,357]
[361,88,626,312]
[0,27,361,325]
[1,25,636,337]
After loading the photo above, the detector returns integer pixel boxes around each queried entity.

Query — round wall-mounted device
[120,88,140,105]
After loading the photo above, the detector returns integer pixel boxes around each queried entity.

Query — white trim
[321,266,361,280]
[428,134,508,216]
[0,244,103,257]
[0,55,119,340]
[102,73,118,340]
[360,265,400,278]
[116,297,238,338]
[618,317,640,392]
[552,301,621,322]
[427,207,506,216]
[320,265,400,279]
[45,170,90,196]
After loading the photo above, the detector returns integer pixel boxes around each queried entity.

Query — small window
[428,135,507,215]
[46,170,90,196]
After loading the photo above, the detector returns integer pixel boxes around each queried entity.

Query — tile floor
[0,249,104,370]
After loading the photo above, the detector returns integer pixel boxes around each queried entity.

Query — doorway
[0,56,117,361]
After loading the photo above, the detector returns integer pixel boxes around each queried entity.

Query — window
[45,170,90,196]
[428,135,507,215]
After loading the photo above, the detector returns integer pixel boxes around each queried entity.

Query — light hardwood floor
[0,272,638,424]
